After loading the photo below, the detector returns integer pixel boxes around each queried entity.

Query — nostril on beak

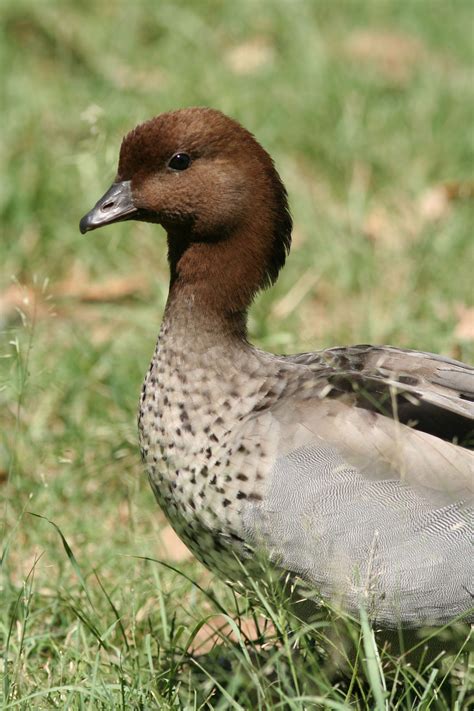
[79,180,134,233]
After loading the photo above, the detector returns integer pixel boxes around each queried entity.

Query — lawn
[1,0,473,708]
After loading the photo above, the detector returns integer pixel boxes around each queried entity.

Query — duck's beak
[79,180,138,234]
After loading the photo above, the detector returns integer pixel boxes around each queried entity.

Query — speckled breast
[136,345,277,579]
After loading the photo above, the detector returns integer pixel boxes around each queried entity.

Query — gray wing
[242,441,474,628]
[286,345,474,446]
[238,346,474,627]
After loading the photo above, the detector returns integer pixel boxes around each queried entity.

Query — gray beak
[79,180,137,234]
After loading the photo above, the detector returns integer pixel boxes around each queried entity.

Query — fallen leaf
[454,305,474,342]
[226,37,274,75]
[419,181,474,223]
[56,274,150,302]
[362,198,415,248]
[363,205,392,244]
[190,614,275,655]
[0,263,152,328]
[159,524,193,562]
[419,185,451,222]
[345,30,425,83]
[444,181,474,200]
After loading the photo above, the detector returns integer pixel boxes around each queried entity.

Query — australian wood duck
[80,108,473,629]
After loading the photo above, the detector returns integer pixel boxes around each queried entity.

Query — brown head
[80,108,292,320]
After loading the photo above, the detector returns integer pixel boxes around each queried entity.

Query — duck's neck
[159,284,249,362]
[163,226,269,348]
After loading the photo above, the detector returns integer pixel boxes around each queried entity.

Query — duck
[80,107,473,630]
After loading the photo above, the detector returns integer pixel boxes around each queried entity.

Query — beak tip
[79,216,90,234]
[79,212,99,234]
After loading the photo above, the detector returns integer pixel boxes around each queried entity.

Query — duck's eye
[168,153,191,171]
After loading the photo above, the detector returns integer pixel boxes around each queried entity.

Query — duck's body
[80,107,473,629]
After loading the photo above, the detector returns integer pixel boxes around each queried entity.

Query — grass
[1,0,473,707]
